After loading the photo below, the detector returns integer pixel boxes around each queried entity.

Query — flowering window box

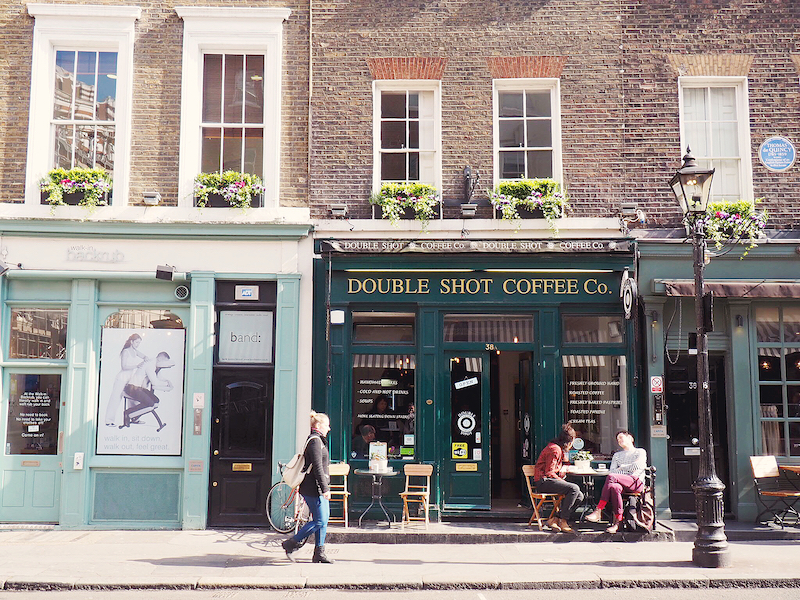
[369,183,441,229]
[701,199,768,257]
[194,171,265,210]
[39,167,112,212]
[490,178,569,234]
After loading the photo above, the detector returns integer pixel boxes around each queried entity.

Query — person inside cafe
[351,424,376,459]
[532,423,584,533]
[585,430,648,533]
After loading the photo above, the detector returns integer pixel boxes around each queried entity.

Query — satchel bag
[282,437,314,489]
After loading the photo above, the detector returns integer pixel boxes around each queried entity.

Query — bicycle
[266,462,311,544]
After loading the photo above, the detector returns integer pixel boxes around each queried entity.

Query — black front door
[666,355,730,515]
[208,369,274,526]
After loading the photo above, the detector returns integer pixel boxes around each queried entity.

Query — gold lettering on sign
[502,279,581,295]
[439,278,492,295]
[347,278,431,295]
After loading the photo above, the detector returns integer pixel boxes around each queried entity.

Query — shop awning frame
[654,279,800,298]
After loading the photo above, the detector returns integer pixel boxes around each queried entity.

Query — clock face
[572,437,585,451]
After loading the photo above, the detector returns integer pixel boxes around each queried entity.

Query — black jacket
[298,431,330,497]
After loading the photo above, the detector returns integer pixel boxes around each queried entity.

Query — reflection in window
[443,314,533,343]
[563,315,624,344]
[104,310,184,329]
[562,355,628,456]
[9,309,68,359]
[353,312,414,344]
[351,354,415,460]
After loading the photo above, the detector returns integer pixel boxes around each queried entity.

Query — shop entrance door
[665,355,731,515]
[441,353,490,509]
[208,369,274,526]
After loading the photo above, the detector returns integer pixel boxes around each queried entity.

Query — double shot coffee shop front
[312,239,639,519]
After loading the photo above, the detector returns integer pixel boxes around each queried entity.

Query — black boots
[312,545,334,564]
[282,538,301,561]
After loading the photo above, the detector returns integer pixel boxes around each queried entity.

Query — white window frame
[493,78,563,186]
[678,76,754,202]
[24,4,140,209]
[176,7,291,209]
[372,80,442,193]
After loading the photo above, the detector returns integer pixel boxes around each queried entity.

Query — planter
[494,205,545,220]
[372,204,441,220]
[40,190,110,207]
[574,459,591,472]
[195,193,263,209]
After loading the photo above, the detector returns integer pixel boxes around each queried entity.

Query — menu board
[6,374,61,455]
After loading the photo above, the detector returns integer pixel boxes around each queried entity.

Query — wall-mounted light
[156,265,175,281]
[143,191,161,206]
[736,314,744,328]
[460,203,477,218]
[330,204,348,218]
[650,310,659,325]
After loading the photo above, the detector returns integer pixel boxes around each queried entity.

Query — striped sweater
[609,448,647,482]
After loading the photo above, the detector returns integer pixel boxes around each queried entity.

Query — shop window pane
[788,386,800,419]
[352,312,414,344]
[526,120,552,147]
[223,54,244,123]
[761,420,784,456]
[499,120,524,147]
[450,356,482,461]
[351,354,415,460]
[103,310,184,329]
[9,309,68,360]
[790,422,800,457]
[758,351,781,381]
[785,349,800,381]
[527,150,553,178]
[563,355,627,457]
[526,91,551,118]
[784,307,800,344]
[54,50,75,120]
[381,121,406,149]
[755,307,780,343]
[760,385,783,419]
[381,153,405,180]
[5,374,61,455]
[443,314,533,343]
[243,54,264,124]
[563,315,624,344]
[500,151,525,179]
[202,54,223,122]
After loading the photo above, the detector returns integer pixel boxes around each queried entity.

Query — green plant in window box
[193,170,265,210]
[572,450,594,462]
[369,183,440,229]
[701,199,768,258]
[489,178,569,234]
[39,167,112,213]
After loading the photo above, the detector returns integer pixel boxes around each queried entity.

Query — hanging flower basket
[489,178,569,234]
[194,171,265,210]
[369,183,440,229]
[39,167,112,213]
[701,199,768,258]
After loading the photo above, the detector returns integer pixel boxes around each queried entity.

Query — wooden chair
[522,464,563,531]
[750,455,800,528]
[328,463,351,528]
[400,464,433,530]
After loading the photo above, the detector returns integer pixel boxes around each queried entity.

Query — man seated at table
[351,424,376,459]
[533,423,584,533]
[584,430,648,533]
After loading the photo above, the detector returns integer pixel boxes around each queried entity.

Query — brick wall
[0,0,309,207]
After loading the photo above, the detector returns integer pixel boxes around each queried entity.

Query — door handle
[691,437,699,446]
[214,450,219,455]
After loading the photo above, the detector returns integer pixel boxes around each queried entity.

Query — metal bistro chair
[328,463,351,528]
[522,464,563,531]
[620,465,657,531]
[400,464,433,530]
[750,455,800,528]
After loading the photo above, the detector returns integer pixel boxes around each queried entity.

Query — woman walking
[282,411,334,563]
[585,430,648,533]
[532,423,584,533]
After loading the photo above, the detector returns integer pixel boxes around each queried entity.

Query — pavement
[0,521,799,591]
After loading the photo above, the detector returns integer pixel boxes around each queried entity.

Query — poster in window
[96,328,186,456]
[6,374,61,455]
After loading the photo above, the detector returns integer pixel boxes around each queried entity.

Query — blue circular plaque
[759,136,796,172]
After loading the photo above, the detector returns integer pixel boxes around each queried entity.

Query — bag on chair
[622,493,654,532]
[282,438,314,489]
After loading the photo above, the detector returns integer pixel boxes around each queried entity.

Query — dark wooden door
[666,355,730,515]
[208,369,273,526]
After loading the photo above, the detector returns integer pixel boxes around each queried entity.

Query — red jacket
[533,442,567,481]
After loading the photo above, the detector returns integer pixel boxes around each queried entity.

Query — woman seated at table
[585,430,648,533]
[533,423,584,533]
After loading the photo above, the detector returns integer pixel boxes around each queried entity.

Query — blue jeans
[293,494,329,547]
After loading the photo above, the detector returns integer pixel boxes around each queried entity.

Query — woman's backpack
[282,438,314,489]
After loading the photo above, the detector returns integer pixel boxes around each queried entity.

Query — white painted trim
[677,76,754,202]
[176,7,291,209]
[24,3,140,209]
[372,79,442,193]
[492,78,563,188]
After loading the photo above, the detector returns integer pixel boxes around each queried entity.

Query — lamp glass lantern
[670,147,715,216]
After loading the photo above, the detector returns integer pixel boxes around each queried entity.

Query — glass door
[440,353,490,510]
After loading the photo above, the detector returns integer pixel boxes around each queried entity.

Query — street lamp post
[670,147,732,568]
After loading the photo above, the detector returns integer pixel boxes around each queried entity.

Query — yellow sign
[232,463,252,472]
[455,463,478,472]
[452,443,468,459]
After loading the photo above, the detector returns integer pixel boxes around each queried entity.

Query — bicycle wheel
[267,482,297,534]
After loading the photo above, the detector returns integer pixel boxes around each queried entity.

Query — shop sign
[456,411,477,435]
[218,311,274,364]
[320,239,631,254]
[452,442,468,458]
[758,136,796,172]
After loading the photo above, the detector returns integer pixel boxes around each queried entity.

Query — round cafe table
[354,468,400,527]
[566,467,609,522]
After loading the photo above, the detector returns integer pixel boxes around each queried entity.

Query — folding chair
[522,464,563,531]
[328,462,351,528]
[400,464,433,530]
[750,455,800,528]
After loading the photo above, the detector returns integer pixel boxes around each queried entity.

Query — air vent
[174,285,190,301]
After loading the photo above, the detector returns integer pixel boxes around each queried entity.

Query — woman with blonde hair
[282,411,334,563]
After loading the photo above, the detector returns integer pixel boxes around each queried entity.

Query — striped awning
[562,355,607,368]
[758,348,800,358]
[353,354,416,369]
[443,315,534,343]
[464,357,482,373]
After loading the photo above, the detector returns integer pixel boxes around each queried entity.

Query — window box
[197,192,264,209]
[701,199,768,257]
[490,178,569,234]
[194,171,265,210]
[370,183,440,229]
[39,167,112,212]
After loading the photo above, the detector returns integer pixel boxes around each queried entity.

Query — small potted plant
[701,199,768,258]
[370,182,440,229]
[194,171,265,210]
[572,450,594,472]
[40,167,112,213]
[489,178,569,234]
